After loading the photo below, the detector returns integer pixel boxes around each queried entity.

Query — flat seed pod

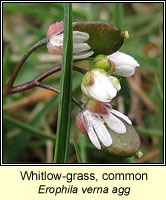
[104,118,141,157]
[73,21,125,56]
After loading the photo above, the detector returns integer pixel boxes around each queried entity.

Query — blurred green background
[3,2,163,164]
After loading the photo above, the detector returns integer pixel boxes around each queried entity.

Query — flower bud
[94,54,112,72]
[46,21,94,60]
[107,51,140,77]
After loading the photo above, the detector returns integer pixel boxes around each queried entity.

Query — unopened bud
[94,54,112,72]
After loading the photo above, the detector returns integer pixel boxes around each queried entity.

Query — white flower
[107,51,140,77]
[47,21,94,60]
[76,109,112,149]
[76,100,132,150]
[81,69,121,102]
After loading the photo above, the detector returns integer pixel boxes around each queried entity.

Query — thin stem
[4,64,87,96]
[4,63,85,109]
[36,65,61,82]
[4,38,48,96]
[36,82,60,94]
[37,82,83,109]
[73,66,88,74]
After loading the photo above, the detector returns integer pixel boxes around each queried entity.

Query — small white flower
[81,69,121,102]
[107,51,140,77]
[76,100,132,150]
[47,22,94,60]
[77,110,113,149]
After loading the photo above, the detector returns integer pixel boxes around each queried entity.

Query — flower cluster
[78,52,140,150]
[46,21,140,153]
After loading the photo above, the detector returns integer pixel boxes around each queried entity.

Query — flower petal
[49,34,63,46]
[84,111,101,149]
[89,114,112,147]
[111,109,132,125]
[86,99,109,115]
[73,51,94,60]
[87,125,101,149]
[107,51,140,67]
[103,113,126,134]
[73,31,90,42]
[73,43,91,54]
[47,21,64,37]
[76,112,88,136]
[113,65,136,77]
[94,70,118,97]
[87,71,117,102]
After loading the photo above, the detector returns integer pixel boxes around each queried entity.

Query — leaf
[73,21,125,56]
[3,95,58,163]
[3,114,56,141]
[104,119,141,157]
[54,3,73,163]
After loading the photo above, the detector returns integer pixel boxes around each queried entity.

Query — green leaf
[73,21,125,56]
[113,3,124,29]
[73,136,82,163]
[4,95,58,163]
[54,3,73,163]
[3,114,56,141]
[105,119,141,157]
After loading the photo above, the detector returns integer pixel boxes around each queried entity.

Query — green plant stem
[3,114,56,141]
[54,3,73,163]
[114,3,124,29]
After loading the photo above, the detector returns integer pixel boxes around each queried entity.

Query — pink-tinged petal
[49,34,63,46]
[47,21,64,37]
[86,100,109,115]
[111,109,132,125]
[47,43,63,55]
[76,112,88,136]
[103,113,126,134]
[90,115,112,147]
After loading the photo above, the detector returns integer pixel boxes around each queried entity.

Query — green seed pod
[73,21,125,56]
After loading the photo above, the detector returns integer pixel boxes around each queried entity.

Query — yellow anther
[135,150,143,159]
[124,31,129,38]
[101,118,106,124]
